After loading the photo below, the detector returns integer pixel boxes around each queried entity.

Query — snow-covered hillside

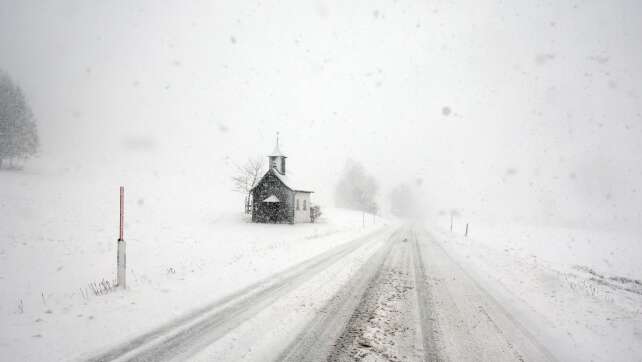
[0,165,386,361]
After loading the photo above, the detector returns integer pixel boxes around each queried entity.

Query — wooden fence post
[117,186,126,289]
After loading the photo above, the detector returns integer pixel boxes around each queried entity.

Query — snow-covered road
[279,226,555,361]
[86,225,558,361]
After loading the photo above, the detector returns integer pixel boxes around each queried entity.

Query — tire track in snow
[278,227,432,361]
[411,229,442,361]
[414,227,558,362]
[327,231,428,361]
[277,231,397,361]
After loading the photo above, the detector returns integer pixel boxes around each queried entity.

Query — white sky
[1,0,641,229]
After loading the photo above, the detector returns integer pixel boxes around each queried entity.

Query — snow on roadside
[429,223,642,362]
[0,166,386,361]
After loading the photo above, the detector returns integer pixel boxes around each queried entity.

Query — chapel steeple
[268,133,287,175]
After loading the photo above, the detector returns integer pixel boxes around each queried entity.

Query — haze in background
[1,0,641,230]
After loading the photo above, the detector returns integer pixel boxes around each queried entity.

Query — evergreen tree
[0,70,39,169]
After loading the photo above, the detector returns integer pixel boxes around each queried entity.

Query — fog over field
[2,0,642,230]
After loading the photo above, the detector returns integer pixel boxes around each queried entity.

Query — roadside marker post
[117,186,126,289]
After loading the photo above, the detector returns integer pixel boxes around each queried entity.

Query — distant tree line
[0,70,39,169]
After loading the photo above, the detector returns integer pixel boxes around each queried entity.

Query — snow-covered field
[3,161,641,362]
[430,221,642,361]
[0,165,386,361]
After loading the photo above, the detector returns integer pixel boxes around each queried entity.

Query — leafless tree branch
[231,157,265,194]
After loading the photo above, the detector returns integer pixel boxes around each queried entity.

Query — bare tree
[231,157,265,213]
[334,159,379,213]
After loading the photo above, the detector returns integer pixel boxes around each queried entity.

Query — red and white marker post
[117,186,126,289]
